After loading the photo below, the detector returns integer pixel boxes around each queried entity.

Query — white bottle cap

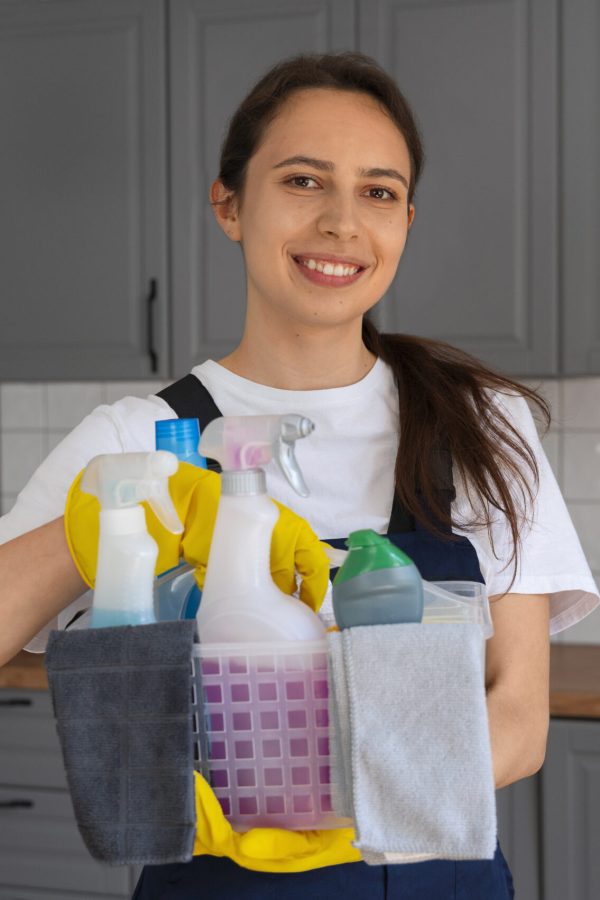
[221,469,266,496]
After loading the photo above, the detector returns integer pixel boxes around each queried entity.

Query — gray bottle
[332,529,424,629]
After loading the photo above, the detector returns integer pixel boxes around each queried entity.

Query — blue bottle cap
[155,418,207,468]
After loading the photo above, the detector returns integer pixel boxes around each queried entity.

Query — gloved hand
[192,772,360,872]
[64,461,330,613]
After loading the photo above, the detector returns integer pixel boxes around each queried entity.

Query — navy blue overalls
[132,375,515,900]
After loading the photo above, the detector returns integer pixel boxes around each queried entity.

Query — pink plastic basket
[191,639,349,831]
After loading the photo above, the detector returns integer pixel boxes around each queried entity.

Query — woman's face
[215,88,415,331]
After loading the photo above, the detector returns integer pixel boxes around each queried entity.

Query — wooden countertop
[2,643,600,718]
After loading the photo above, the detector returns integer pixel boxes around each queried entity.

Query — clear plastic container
[422,580,493,638]
[190,639,350,832]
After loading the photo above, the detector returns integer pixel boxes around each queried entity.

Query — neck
[219,309,377,390]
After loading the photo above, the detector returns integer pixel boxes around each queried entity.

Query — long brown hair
[216,52,551,590]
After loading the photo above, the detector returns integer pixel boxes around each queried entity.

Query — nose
[316,192,360,241]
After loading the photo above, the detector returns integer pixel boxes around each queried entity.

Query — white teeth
[297,257,360,277]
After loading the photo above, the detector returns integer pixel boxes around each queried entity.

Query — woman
[0,52,598,899]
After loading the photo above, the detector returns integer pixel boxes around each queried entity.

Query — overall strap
[388,443,456,535]
[156,375,223,472]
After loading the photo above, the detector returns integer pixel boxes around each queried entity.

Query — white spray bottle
[196,415,326,642]
[81,451,184,628]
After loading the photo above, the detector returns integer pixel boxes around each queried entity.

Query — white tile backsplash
[566,503,600,571]
[553,605,600,645]
[0,383,45,429]
[103,381,167,404]
[1,375,600,644]
[1,431,45,494]
[563,432,600,500]
[563,378,600,429]
[47,383,103,429]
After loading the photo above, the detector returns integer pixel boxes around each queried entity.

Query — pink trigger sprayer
[196,415,327,643]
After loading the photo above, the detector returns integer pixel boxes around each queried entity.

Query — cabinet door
[541,718,600,900]
[0,786,131,895]
[0,690,67,789]
[0,0,169,380]
[496,775,541,900]
[359,0,559,377]
[561,0,600,374]
[168,0,356,375]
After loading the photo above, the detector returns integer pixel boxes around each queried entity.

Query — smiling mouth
[292,255,366,285]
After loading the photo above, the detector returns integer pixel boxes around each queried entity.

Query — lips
[292,254,367,287]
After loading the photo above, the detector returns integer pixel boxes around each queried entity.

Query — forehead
[253,87,411,172]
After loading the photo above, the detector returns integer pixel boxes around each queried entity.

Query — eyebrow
[273,156,409,190]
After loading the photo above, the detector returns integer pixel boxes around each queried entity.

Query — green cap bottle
[332,529,423,629]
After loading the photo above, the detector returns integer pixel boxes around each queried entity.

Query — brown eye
[285,175,320,189]
[366,186,397,201]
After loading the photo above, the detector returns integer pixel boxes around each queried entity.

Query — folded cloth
[327,623,496,864]
[45,620,197,866]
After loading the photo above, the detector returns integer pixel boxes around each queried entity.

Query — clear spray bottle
[196,415,326,643]
[81,451,184,628]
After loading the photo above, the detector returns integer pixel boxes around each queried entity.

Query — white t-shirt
[1,358,597,648]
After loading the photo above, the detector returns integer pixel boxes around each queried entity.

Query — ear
[407,203,415,230]
[210,180,241,242]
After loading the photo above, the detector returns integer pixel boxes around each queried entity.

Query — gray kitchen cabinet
[168,0,356,375]
[0,689,138,898]
[497,774,542,900]
[496,717,600,900]
[540,718,600,900]
[561,0,600,375]
[359,0,560,377]
[0,0,169,381]
[1,0,598,381]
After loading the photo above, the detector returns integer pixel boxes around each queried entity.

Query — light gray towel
[327,623,496,864]
[45,620,197,866]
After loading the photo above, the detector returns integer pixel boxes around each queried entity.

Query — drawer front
[0,787,130,895]
[0,888,132,900]
[0,690,67,788]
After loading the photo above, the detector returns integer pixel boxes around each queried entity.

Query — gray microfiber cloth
[45,620,197,866]
[327,623,497,864]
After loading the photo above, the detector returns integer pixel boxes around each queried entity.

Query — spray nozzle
[81,451,184,534]
[199,415,314,497]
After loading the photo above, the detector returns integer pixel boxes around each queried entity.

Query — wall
[1,377,599,645]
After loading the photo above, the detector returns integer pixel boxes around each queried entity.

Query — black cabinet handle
[147,278,158,373]
[0,799,34,809]
[0,698,32,707]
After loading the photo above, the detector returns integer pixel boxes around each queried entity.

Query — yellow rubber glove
[192,772,359,872]
[65,461,330,613]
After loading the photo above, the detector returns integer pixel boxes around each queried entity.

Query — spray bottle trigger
[147,482,184,535]
[275,415,314,498]
[277,437,309,497]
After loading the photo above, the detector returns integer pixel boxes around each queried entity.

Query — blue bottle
[155,418,207,469]
[154,418,206,619]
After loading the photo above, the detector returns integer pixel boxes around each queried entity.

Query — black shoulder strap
[388,442,456,535]
[156,375,223,472]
